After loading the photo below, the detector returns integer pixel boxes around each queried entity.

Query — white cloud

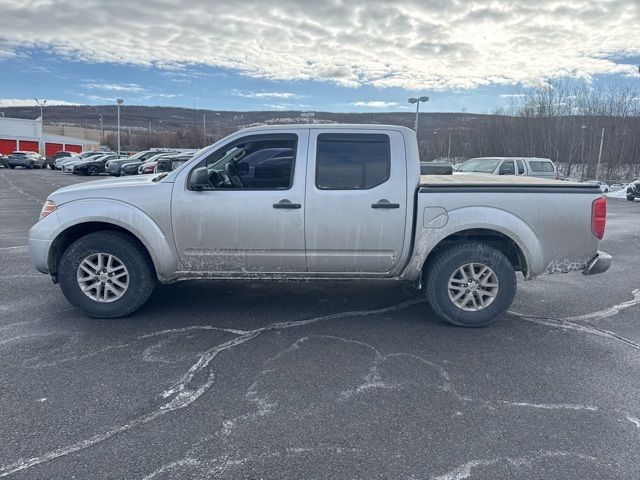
[0,1,638,90]
[232,90,301,99]
[0,98,80,107]
[83,82,147,92]
[353,101,398,108]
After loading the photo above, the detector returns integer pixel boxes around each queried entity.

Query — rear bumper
[582,250,612,276]
[8,159,28,167]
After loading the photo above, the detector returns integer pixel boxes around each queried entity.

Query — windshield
[458,158,501,173]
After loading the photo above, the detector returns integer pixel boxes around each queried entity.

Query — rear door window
[315,133,390,190]
[499,160,515,175]
[528,161,555,172]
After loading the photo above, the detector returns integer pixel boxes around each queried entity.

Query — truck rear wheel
[58,231,156,318]
[424,242,516,327]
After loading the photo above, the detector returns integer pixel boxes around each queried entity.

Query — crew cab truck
[28,124,611,327]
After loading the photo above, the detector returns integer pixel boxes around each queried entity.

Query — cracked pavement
[1,169,639,479]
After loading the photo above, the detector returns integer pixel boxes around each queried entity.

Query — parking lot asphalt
[0,168,639,479]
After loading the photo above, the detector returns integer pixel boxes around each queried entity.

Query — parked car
[0,154,8,168]
[585,180,609,193]
[106,150,173,176]
[455,157,558,179]
[59,151,106,171]
[155,152,195,173]
[120,153,175,176]
[73,154,129,176]
[626,179,640,201]
[47,151,73,169]
[138,159,161,174]
[7,151,46,169]
[29,124,610,326]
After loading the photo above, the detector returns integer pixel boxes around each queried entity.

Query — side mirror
[189,167,210,191]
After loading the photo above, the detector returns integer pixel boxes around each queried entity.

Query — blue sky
[0,1,638,113]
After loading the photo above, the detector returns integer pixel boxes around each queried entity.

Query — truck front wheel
[424,242,516,327]
[58,231,156,318]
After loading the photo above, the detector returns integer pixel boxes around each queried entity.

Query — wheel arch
[48,222,156,281]
[422,228,529,278]
[409,205,550,281]
[44,200,179,283]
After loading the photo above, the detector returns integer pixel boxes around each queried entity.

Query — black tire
[26,162,33,169]
[58,231,156,318]
[628,193,635,202]
[424,242,517,327]
[87,165,99,176]
[9,165,15,169]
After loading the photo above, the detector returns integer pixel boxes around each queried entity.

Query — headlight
[39,200,56,220]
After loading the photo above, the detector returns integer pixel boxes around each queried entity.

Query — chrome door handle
[371,199,400,209]
[273,200,301,209]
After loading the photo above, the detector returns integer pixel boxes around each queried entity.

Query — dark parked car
[155,152,195,173]
[627,180,640,201]
[120,153,174,176]
[106,150,172,176]
[0,154,8,168]
[73,154,128,176]
[7,151,46,169]
[46,151,73,169]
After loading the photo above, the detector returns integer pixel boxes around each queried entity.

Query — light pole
[408,96,429,132]
[34,98,46,155]
[116,99,123,154]
[581,124,605,180]
[596,127,605,181]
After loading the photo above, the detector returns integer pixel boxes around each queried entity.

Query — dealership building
[0,116,99,156]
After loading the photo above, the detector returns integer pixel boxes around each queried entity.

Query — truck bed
[419,174,594,188]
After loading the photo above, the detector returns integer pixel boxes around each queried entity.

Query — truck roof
[238,123,415,134]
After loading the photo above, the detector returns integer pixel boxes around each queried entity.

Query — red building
[0,116,98,155]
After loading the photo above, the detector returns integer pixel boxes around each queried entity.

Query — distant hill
[0,105,484,138]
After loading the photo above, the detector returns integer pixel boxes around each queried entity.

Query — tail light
[591,196,606,239]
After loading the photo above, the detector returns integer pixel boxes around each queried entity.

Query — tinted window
[499,161,515,175]
[528,160,555,172]
[315,133,390,190]
[516,160,525,174]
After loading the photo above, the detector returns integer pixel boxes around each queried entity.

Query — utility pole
[596,127,605,180]
[447,130,452,159]
[116,99,123,154]
[34,98,46,155]
[99,114,104,143]
[203,114,206,146]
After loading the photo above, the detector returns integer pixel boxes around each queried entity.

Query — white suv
[455,157,558,179]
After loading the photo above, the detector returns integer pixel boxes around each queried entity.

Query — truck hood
[48,174,163,204]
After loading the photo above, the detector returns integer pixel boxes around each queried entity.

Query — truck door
[171,130,308,273]
[304,129,407,273]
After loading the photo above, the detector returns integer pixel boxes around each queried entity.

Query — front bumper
[28,236,52,274]
[582,250,612,276]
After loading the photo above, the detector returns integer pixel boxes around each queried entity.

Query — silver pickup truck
[28,124,611,326]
